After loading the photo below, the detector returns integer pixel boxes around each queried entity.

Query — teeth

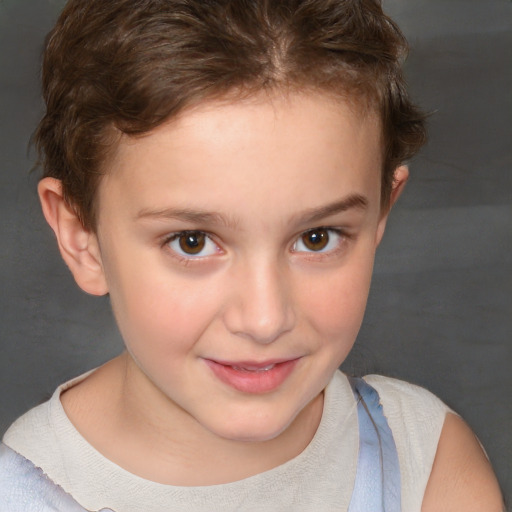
[231,364,276,372]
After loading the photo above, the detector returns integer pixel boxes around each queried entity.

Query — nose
[223,258,296,344]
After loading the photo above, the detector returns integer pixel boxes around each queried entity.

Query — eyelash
[163,231,221,261]
[291,227,349,257]
[162,227,350,263]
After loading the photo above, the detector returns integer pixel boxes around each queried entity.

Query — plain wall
[1,0,511,502]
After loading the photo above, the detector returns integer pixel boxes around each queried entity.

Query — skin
[38,91,503,508]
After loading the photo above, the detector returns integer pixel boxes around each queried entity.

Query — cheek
[108,265,221,354]
[300,256,374,339]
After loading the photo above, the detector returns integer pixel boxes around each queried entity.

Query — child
[0,0,503,510]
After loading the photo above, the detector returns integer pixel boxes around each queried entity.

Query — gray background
[1,0,511,503]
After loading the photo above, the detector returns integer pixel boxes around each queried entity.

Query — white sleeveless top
[3,370,450,512]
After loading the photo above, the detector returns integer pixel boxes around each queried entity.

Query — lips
[204,358,299,394]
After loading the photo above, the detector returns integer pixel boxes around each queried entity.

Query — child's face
[92,92,391,442]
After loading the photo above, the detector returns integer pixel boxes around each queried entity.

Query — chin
[208,412,295,443]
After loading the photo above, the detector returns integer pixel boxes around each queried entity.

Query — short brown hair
[35,0,426,230]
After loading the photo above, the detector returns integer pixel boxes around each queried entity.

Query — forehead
[99,92,383,224]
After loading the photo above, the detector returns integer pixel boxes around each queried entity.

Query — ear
[375,165,409,246]
[38,177,108,296]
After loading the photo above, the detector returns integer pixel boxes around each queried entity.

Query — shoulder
[3,369,95,465]
[363,374,451,453]
[0,443,88,512]
[363,374,450,413]
[362,375,450,510]
[2,382,70,486]
[422,413,504,511]
[362,375,504,511]
[3,399,54,457]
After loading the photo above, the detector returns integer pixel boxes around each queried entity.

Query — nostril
[223,295,295,344]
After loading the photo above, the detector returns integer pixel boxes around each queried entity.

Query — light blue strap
[347,377,401,512]
[0,443,113,512]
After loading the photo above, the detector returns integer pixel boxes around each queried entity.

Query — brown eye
[300,228,329,251]
[167,231,219,259]
[178,232,206,254]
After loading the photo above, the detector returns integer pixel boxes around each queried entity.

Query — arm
[421,413,504,512]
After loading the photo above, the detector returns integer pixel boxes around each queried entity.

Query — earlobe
[38,177,108,296]
[375,165,409,246]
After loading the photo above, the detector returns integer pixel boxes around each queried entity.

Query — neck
[114,353,324,485]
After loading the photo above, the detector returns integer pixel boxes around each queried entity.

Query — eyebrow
[294,194,369,225]
[135,193,368,227]
[136,207,238,228]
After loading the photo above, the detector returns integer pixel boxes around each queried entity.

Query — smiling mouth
[230,363,276,372]
[204,359,299,393]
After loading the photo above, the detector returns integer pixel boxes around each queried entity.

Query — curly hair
[35,0,427,230]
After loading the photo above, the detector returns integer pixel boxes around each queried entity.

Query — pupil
[304,229,329,251]
[179,232,205,254]
[186,235,199,247]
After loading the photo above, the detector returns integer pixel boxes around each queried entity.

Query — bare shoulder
[422,412,504,512]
